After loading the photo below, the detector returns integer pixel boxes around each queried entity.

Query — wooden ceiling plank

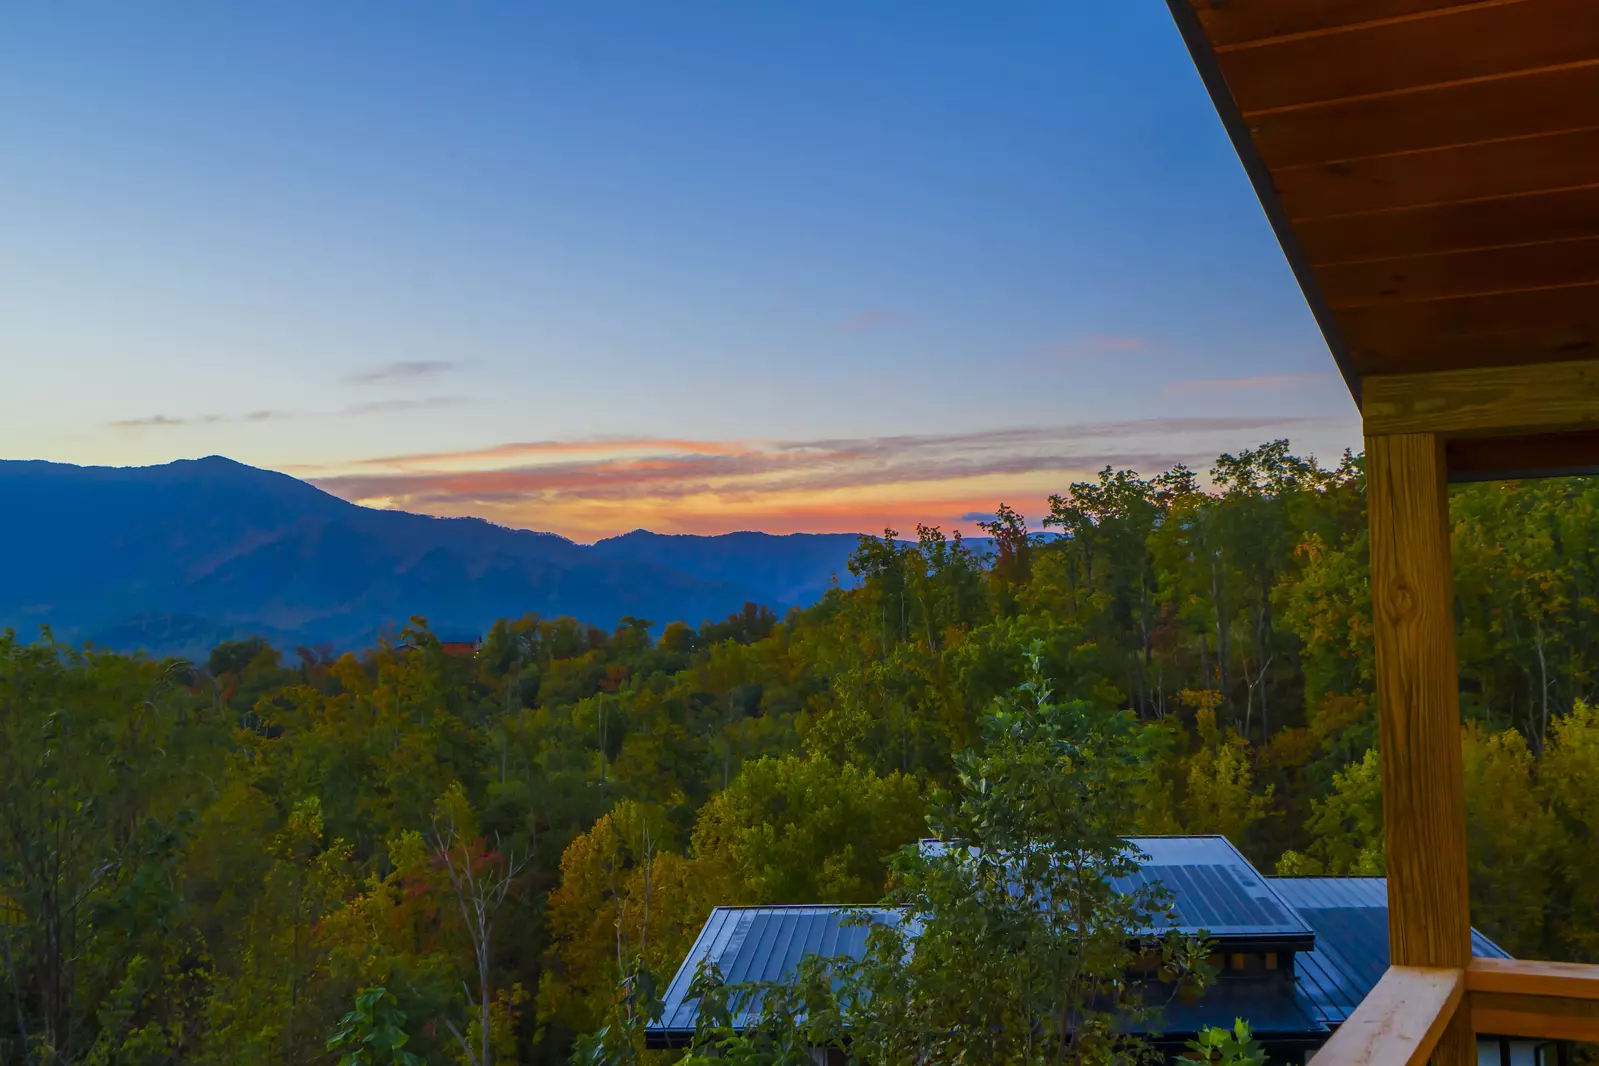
[1250,63,1599,169]
[1188,0,1509,50]
[1277,128,1599,220]
[1216,0,1599,113]
[1319,236,1599,308]
[1362,358,1599,436]
[1297,186,1599,266]
[1343,285,1599,375]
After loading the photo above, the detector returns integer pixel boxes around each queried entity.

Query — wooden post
[1366,432,1474,1066]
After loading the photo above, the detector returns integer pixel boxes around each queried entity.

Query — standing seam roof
[1269,877,1510,1027]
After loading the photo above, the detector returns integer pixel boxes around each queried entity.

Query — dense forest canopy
[3,440,1598,1064]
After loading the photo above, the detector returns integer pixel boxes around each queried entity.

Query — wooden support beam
[1468,959,1599,1000]
[1472,994,1599,1043]
[1303,966,1465,1066]
[1467,958,1599,1042]
[1365,432,1475,1066]
[1362,358,1599,438]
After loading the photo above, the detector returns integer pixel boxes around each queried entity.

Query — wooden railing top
[1466,957,1599,1044]
[1309,958,1599,1066]
[1309,966,1464,1066]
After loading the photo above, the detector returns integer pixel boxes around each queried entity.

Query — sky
[0,3,1361,541]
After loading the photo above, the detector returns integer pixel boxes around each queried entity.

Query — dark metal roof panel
[917,835,1312,941]
[1118,836,1314,941]
[1270,877,1511,1027]
[650,906,897,1036]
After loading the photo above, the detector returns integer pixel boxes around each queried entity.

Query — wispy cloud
[109,414,197,428]
[342,396,471,416]
[343,360,458,385]
[352,437,750,470]
[109,410,289,428]
[305,414,1351,539]
[1161,373,1330,395]
[832,308,909,334]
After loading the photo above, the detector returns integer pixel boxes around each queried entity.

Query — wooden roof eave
[1163,0,1364,406]
[1165,0,1599,481]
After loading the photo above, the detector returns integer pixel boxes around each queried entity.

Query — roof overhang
[1166,0,1599,480]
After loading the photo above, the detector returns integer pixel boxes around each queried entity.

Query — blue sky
[0,2,1359,538]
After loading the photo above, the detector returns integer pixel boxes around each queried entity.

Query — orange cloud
[303,416,1343,540]
[351,436,754,470]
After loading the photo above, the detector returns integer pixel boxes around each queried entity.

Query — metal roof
[647,849,1523,1043]
[648,838,1319,1044]
[647,901,1325,1046]
[915,836,1314,946]
[1269,877,1511,1027]
[650,905,900,1043]
[1117,837,1314,947]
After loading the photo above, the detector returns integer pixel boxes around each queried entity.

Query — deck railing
[1312,959,1599,1066]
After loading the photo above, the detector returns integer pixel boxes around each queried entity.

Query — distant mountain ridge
[0,456,870,656]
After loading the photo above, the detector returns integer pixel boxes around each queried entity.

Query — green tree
[690,755,925,905]
[327,986,422,1066]
[833,648,1211,1066]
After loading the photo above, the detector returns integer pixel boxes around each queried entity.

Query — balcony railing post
[1366,432,1474,1066]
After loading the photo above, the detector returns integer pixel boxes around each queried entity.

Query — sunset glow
[299,415,1356,540]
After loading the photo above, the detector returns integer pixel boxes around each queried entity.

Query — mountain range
[0,456,876,657]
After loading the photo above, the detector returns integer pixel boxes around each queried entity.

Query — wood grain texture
[1296,186,1599,267]
[1318,236,1599,309]
[1298,965,1464,1066]
[1470,993,1599,1042]
[1249,63,1599,169]
[1435,1002,1477,1066]
[1217,0,1599,113]
[1188,0,1491,49]
[1467,958,1599,999]
[1342,285,1599,376]
[1466,959,1599,1042]
[1362,360,1599,436]
[1366,434,1473,974]
[1277,128,1599,221]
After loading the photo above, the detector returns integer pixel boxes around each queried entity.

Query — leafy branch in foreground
[327,986,421,1066]
[1187,1019,1267,1066]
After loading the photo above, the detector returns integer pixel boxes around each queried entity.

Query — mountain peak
[0,456,867,654]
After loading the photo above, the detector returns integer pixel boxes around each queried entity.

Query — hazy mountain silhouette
[0,456,868,656]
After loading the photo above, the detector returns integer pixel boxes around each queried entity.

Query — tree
[327,986,422,1066]
[431,783,529,1066]
[689,755,925,905]
[538,801,709,1049]
[1461,725,1562,957]
[1539,700,1599,958]
[1275,748,1384,876]
[832,648,1212,1066]
[1180,700,1274,848]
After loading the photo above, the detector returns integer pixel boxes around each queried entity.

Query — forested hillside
[4,441,1598,1065]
